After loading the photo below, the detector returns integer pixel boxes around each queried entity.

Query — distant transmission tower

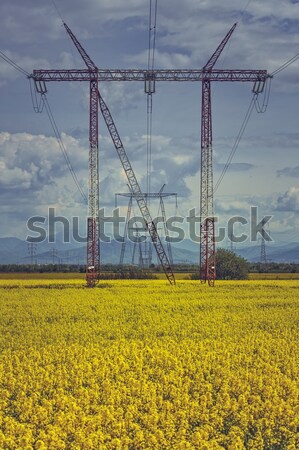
[260,222,270,265]
[229,229,235,253]
[116,185,177,267]
[260,236,267,264]
[130,226,146,267]
[51,247,58,265]
[27,242,37,264]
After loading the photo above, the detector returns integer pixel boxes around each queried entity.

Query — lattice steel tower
[32,21,269,286]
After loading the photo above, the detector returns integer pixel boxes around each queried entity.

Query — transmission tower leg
[139,240,145,268]
[148,241,153,266]
[160,197,173,266]
[260,237,267,265]
[200,79,216,285]
[86,79,100,287]
[120,196,133,265]
[132,236,137,265]
[86,217,100,286]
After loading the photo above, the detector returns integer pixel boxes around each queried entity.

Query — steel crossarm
[32,69,268,83]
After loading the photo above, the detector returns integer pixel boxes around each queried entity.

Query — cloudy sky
[0,0,298,249]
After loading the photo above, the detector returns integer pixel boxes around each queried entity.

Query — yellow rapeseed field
[0,279,298,450]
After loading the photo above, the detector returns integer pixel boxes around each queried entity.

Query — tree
[216,248,249,280]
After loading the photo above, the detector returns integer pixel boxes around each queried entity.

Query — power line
[238,0,253,22]
[254,77,272,113]
[145,0,158,266]
[214,94,256,193]
[0,44,87,204]
[214,47,299,193]
[0,50,30,77]
[50,0,64,23]
[148,0,158,72]
[213,54,299,194]
[271,51,299,76]
[146,0,158,196]
[29,77,45,113]
[237,2,299,78]
[41,94,88,204]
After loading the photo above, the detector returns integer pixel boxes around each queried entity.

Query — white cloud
[0,161,31,189]
[215,198,252,214]
[127,49,192,69]
[276,186,299,212]
[0,131,88,199]
[100,83,144,115]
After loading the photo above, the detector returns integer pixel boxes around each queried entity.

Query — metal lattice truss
[32,21,269,287]
[32,68,268,83]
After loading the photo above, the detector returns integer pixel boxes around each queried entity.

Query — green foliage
[190,249,249,280]
[216,248,249,280]
[249,262,299,273]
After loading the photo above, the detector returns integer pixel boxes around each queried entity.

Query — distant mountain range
[0,236,298,265]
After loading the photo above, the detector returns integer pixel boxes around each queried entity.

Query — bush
[216,248,249,280]
[190,249,249,280]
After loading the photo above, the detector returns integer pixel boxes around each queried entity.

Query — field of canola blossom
[0,279,298,450]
